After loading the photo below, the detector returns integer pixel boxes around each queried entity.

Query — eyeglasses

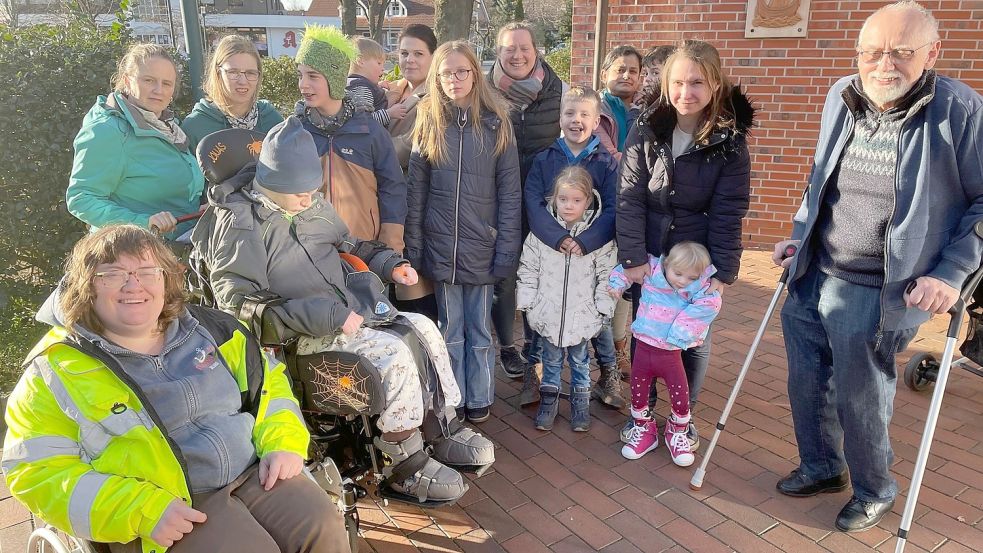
[93,267,166,288]
[221,68,260,82]
[856,42,934,64]
[438,69,473,82]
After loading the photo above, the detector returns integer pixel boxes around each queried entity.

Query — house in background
[305,0,434,51]
[8,0,181,46]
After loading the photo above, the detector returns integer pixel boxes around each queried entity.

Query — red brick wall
[570,0,983,248]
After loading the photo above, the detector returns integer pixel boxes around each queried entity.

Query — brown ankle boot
[614,338,631,378]
[518,362,543,406]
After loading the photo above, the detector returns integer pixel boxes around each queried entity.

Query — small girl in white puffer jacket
[517,166,618,432]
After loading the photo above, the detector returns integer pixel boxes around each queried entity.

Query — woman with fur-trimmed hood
[616,39,754,451]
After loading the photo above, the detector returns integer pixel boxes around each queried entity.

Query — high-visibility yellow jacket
[2,306,309,553]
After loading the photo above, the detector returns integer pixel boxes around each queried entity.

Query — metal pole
[180,0,205,100]
[591,0,608,90]
[166,0,176,48]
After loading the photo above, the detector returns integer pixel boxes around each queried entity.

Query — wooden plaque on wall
[745,0,812,38]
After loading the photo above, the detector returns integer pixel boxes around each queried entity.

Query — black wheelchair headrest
[196,128,266,184]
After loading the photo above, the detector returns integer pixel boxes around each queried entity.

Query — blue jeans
[781,265,917,502]
[435,282,495,409]
[541,339,591,389]
[591,321,616,367]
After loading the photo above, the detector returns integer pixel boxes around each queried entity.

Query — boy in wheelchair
[191,117,494,506]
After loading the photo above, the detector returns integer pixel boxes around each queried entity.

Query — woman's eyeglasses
[221,68,261,82]
[438,69,473,82]
[93,267,166,288]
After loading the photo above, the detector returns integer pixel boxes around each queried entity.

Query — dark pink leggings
[630,341,690,419]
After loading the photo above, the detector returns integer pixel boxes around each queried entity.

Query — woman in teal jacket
[181,35,283,150]
[67,44,204,239]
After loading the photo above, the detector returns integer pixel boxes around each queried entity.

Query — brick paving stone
[568,459,629,496]
[430,504,482,539]
[659,517,732,553]
[500,532,553,553]
[462,499,524,544]
[816,530,883,553]
[598,538,645,553]
[561,480,623,519]
[455,529,508,553]
[524,453,581,488]
[549,533,596,553]
[473,471,530,512]
[406,523,466,553]
[760,524,828,553]
[492,427,543,460]
[914,509,983,550]
[656,489,726,531]
[703,492,779,534]
[553,505,621,550]
[707,519,786,553]
[508,501,571,546]
[513,475,576,515]
[535,432,589,466]
[609,486,677,528]
[603,510,676,553]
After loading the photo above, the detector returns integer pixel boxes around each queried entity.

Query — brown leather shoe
[614,338,632,378]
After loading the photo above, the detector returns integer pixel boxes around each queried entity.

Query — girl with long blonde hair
[404,41,522,423]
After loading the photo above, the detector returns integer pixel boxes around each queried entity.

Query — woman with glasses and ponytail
[182,35,284,150]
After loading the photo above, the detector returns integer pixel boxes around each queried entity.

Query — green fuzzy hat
[296,25,356,101]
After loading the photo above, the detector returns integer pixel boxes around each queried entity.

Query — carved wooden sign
[745,0,812,38]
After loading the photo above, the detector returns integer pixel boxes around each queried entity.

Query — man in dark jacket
[772,1,983,533]
[488,21,565,387]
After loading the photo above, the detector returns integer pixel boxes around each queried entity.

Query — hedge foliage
[544,45,570,83]
[0,21,134,391]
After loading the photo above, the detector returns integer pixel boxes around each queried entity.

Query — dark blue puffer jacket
[617,85,755,284]
[524,136,618,254]
[405,107,522,285]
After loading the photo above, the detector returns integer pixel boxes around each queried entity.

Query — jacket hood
[548,188,604,235]
[36,283,66,328]
[189,99,227,125]
[657,254,718,297]
[639,84,756,144]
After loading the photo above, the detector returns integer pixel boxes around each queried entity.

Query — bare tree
[434,0,473,42]
[364,0,391,43]
[338,0,357,36]
[0,0,20,27]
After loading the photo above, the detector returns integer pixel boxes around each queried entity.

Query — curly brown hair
[60,225,186,336]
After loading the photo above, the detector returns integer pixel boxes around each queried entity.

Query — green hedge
[544,45,570,83]
[0,22,133,391]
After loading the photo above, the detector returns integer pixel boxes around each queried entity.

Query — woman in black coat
[617,40,754,447]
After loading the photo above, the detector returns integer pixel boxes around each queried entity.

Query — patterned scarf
[295,97,356,135]
[492,58,546,107]
[120,93,189,151]
[226,102,260,130]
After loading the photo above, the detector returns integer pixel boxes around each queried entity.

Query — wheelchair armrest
[238,290,298,346]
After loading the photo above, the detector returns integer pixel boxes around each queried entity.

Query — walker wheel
[904,353,937,392]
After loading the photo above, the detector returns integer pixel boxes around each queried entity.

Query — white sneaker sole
[670,453,695,467]
[621,440,658,460]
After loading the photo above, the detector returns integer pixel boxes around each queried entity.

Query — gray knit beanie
[254,116,322,194]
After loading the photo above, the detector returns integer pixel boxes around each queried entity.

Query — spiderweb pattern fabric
[308,357,373,412]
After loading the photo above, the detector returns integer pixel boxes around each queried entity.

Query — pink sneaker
[621,420,659,460]
[664,419,695,467]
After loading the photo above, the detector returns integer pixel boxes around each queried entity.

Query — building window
[355,2,365,17]
[387,1,406,17]
[386,29,399,50]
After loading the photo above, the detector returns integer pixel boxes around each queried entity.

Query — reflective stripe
[68,471,109,539]
[265,397,302,421]
[1,436,82,474]
[36,360,153,461]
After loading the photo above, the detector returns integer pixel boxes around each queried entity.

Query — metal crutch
[895,257,983,552]
[690,244,797,490]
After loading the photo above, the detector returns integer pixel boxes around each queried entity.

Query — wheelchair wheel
[27,525,87,553]
[904,353,937,392]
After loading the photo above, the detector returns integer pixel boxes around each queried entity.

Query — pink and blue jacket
[609,255,722,351]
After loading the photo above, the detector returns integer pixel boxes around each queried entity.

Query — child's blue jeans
[540,339,591,389]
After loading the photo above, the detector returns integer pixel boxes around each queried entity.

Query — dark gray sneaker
[687,422,700,451]
[500,346,525,379]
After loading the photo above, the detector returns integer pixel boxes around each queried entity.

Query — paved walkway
[1,249,980,552]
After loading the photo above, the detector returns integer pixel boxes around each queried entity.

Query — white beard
[863,70,911,108]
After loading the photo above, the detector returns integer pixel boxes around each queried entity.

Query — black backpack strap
[189,305,265,416]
